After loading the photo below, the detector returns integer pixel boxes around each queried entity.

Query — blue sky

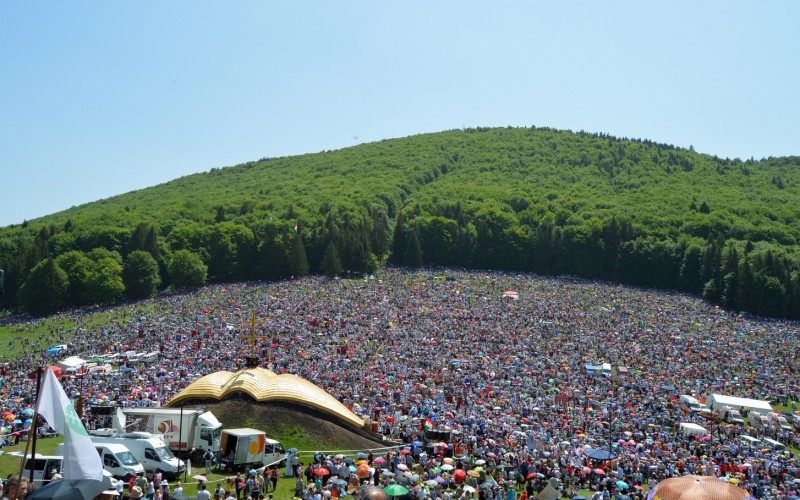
[2,1,798,227]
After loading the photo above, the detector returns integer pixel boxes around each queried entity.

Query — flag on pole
[37,367,104,481]
[424,418,435,431]
[294,223,298,233]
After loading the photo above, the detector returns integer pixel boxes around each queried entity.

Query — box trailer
[220,428,267,471]
[114,407,221,465]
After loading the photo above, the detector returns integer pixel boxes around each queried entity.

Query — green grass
[0,313,110,360]
[0,433,62,481]
[0,302,167,360]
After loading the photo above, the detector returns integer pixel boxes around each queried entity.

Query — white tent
[679,422,708,437]
[56,356,86,371]
[706,394,773,415]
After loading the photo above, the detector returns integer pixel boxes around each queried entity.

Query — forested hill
[2,127,800,319]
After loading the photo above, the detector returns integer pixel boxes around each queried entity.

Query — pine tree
[403,227,423,267]
[320,242,343,277]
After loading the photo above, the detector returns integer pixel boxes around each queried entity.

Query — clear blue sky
[2,1,798,227]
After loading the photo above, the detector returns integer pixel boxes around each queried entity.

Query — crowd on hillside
[2,267,800,499]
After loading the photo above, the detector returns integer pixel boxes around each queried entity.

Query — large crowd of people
[2,267,800,499]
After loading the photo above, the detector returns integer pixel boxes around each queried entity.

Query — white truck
[91,433,185,480]
[113,407,222,465]
[219,428,285,471]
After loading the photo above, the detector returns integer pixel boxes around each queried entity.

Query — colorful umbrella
[648,475,750,500]
[383,484,409,497]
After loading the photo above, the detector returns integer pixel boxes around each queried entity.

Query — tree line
[1,127,798,318]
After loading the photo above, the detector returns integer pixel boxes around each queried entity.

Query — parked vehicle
[679,395,710,413]
[737,435,760,449]
[263,437,286,467]
[719,406,745,425]
[760,437,786,451]
[785,412,800,426]
[749,413,773,432]
[9,452,63,486]
[114,407,222,465]
[90,434,184,479]
[766,412,794,431]
[138,352,159,364]
[220,428,284,470]
[58,442,144,480]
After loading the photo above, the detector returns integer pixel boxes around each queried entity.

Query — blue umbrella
[24,419,32,424]
[584,449,617,461]
[616,480,629,490]
[21,408,35,415]
[13,419,21,424]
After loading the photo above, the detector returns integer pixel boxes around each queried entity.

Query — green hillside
[2,127,799,318]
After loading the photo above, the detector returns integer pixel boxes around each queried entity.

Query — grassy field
[0,302,164,359]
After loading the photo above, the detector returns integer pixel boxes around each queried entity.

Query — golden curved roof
[166,368,365,429]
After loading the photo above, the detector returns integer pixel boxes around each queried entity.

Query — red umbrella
[526,472,538,480]
[594,469,606,475]
[315,468,330,476]
[453,469,466,483]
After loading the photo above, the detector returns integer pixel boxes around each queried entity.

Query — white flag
[36,367,104,481]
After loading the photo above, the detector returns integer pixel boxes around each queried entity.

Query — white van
[738,435,760,449]
[91,435,184,479]
[680,394,699,407]
[138,352,159,364]
[10,452,63,486]
[760,437,786,451]
[58,442,144,480]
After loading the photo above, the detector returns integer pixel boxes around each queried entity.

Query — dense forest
[1,127,799,318]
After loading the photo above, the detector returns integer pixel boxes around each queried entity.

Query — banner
[37,368,104,481]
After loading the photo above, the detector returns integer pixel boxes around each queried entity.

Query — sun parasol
[383,483,409,497]
[646,475,752,500]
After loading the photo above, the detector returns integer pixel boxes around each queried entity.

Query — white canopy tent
[55,356,86,371]
[679,422,708,437]
[706,394,773,416]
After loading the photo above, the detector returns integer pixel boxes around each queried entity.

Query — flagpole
[15,366,42,497]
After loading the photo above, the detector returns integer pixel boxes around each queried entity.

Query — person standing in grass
[270,468,278,492]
